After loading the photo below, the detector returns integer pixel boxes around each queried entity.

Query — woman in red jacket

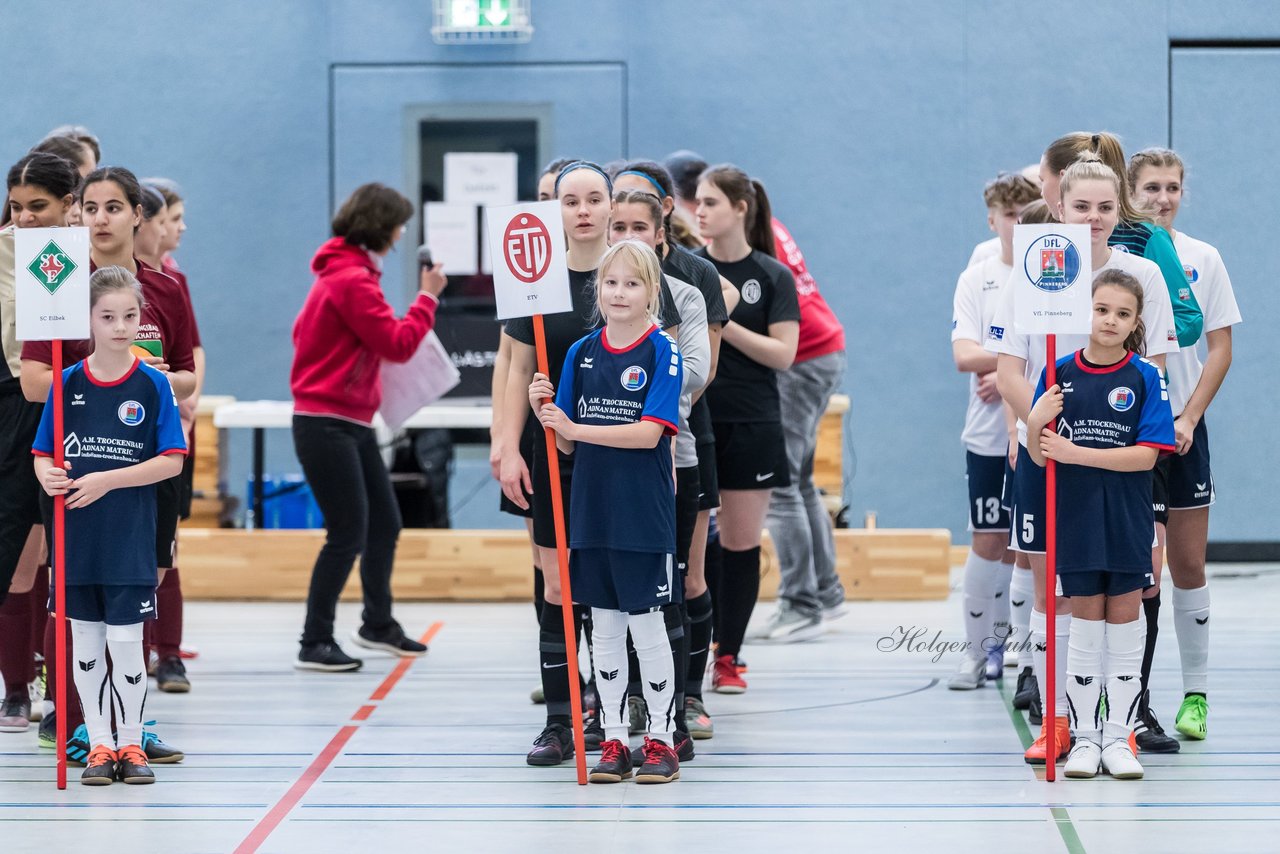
[290,183,446,671]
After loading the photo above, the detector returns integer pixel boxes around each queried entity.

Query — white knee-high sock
[627,609,675,744]
[1054,613,1070,713]
[1030,608,1047,710]
[1065,618,1105,745]
[1172,584,1210,695]
[589,608,630,744]
[991,559,1014,651]
[105,623,147,748]
[69,619,112,749]
[1104,619,1146,745]
[961,553,1000,659]
[1009,567,1035,668]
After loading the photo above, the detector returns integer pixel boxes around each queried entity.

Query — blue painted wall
[2,0,1273,539]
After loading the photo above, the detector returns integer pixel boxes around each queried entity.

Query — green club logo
[27,241,78,295]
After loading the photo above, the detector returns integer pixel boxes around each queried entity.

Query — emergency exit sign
[434,0,533,43]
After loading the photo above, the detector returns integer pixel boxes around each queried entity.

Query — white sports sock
[1172,584,1211,695]
[1065,618,1105,744]
[1030,608,1047,709]
[960,553,1000,660]
[1104,619,1146,745]
[628,609,675,745]
[589,608,630,744]
[991,559,1014,651]
[105,623,147,748]
[1054,613,1071,713]
[1009,567,1035,668]
[69,620,112,749]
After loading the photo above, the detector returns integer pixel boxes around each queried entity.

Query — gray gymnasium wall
[1,0,1274,541]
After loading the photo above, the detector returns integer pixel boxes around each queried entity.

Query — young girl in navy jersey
[528,240,684,784]
[1027,269,1175,779]
[1128,148,1241,746]
[34,266,188,785]
[988,155,1177,765]
[693,165,800,694]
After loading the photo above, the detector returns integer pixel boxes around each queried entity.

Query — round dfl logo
[1023,235,1082,293]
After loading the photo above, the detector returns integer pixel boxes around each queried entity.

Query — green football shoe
[1175,694,1208,740]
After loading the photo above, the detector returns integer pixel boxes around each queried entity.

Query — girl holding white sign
[527,239,684,784]
[987,155,1177,766]
[1128,148,1241,745]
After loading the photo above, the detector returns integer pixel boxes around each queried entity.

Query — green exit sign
[435,0,533,43]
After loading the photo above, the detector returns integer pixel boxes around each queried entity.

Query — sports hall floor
[2,563,1278,853]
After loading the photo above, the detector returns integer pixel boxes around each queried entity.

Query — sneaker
[627,695,648,736]
[684,696,714,739]
[583,711,604,752]
[141,727,185,764]
[711,655,747,694]
[80,746,117,786]
[1012,667,1037,710]
[948,655,986,690]
[155,656,191,694]
[350,625,427,658]
[295,641,363,672]
[821,599,849,622]
[1027,695,1043,727]
[37,709,56,750]
[530,686,545,705]
[1175,694,1208,740]
[66,724,91,766]
[1064,739,1102,778]
[588,739,632,783]
[1024,716,1070,765]
[0,692,31,732]
[526,723,574,767]
[734,656,748,674]
[635,737,680,784]
[115,744,155,784]
[673,730,695,762]
[753,606,824,643]
[985,645,1005,681]
[1101,740,1144,779]
[27,677,44,722]
[1134,692,1180,754]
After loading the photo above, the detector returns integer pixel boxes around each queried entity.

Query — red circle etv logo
[503,214,552,284]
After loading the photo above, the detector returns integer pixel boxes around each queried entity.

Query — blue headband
[617,170,668,199]
[554,161,613,195]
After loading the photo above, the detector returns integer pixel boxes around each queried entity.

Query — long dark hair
[3,152,81,226]
[699,164,776,257]
[1093,269,1146,355]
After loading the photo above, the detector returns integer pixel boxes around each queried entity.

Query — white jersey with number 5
[984,249,1177,446]
[952,254,1012,456]
[1166,232,1243,416]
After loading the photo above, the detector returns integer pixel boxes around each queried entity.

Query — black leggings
[0,396,43,601]
[293,415,402,645]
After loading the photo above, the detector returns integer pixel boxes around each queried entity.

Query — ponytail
[699,165,777,257]
[748,179,776,257]
[1044,131,1152,224]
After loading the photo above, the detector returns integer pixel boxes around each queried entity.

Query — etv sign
[486,201,570,320]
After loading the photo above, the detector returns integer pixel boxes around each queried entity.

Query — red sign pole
[51,339,67,790]
[531,314,587,786]
[1044,333,1058,782]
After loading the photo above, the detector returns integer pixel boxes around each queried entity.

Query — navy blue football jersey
[1033,351,1175,575]
[33,359,187,585]
[555,324,682,553]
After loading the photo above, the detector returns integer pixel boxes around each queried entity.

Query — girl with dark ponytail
[691,165,799,695]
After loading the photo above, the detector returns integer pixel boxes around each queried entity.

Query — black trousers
[293,415,402,645]
[0,395,43,601]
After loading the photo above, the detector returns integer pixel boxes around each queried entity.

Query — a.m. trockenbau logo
[27,240,78,295]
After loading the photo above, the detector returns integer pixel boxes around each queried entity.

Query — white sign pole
[1012,222,1091,782]
[14,226,89,790]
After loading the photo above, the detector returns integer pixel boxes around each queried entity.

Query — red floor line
[233,622,442,854]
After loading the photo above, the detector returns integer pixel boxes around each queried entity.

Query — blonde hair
[1059,154,1122,209]
[1127,147,1185,190]
[89,265,144,310]
[595,240,663,324]
[1017,199,1056,225]
[1093,269,1146,355]
[1044,131,1152,223]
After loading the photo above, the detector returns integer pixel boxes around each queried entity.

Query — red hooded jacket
[290,238,438,425]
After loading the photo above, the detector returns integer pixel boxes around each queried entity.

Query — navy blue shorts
[1001,456,1014,511]
[967,451,1011,532]
[571,548,676,613]
[1008,444,1046,554]
[1158,417,1214,512]
[1059,569,1154,598]
[53,584,158,625]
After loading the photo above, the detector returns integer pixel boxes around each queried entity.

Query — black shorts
[530,444,574,549]
[1008,444,1045,554]
[499,417,539,519]
[675,466,700,574]
[178,448,195,521]
[571,548,676,612]
[156,474,181,569]
[712,421,790,491]
[967,451,1011,532]
[1059,569,1154,598]
[695,441,719,510]
[56,583,158,625]
[0,395,44,595]
[1160,418,1214,512]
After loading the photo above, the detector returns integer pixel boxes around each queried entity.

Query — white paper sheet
[379,330,462,430]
